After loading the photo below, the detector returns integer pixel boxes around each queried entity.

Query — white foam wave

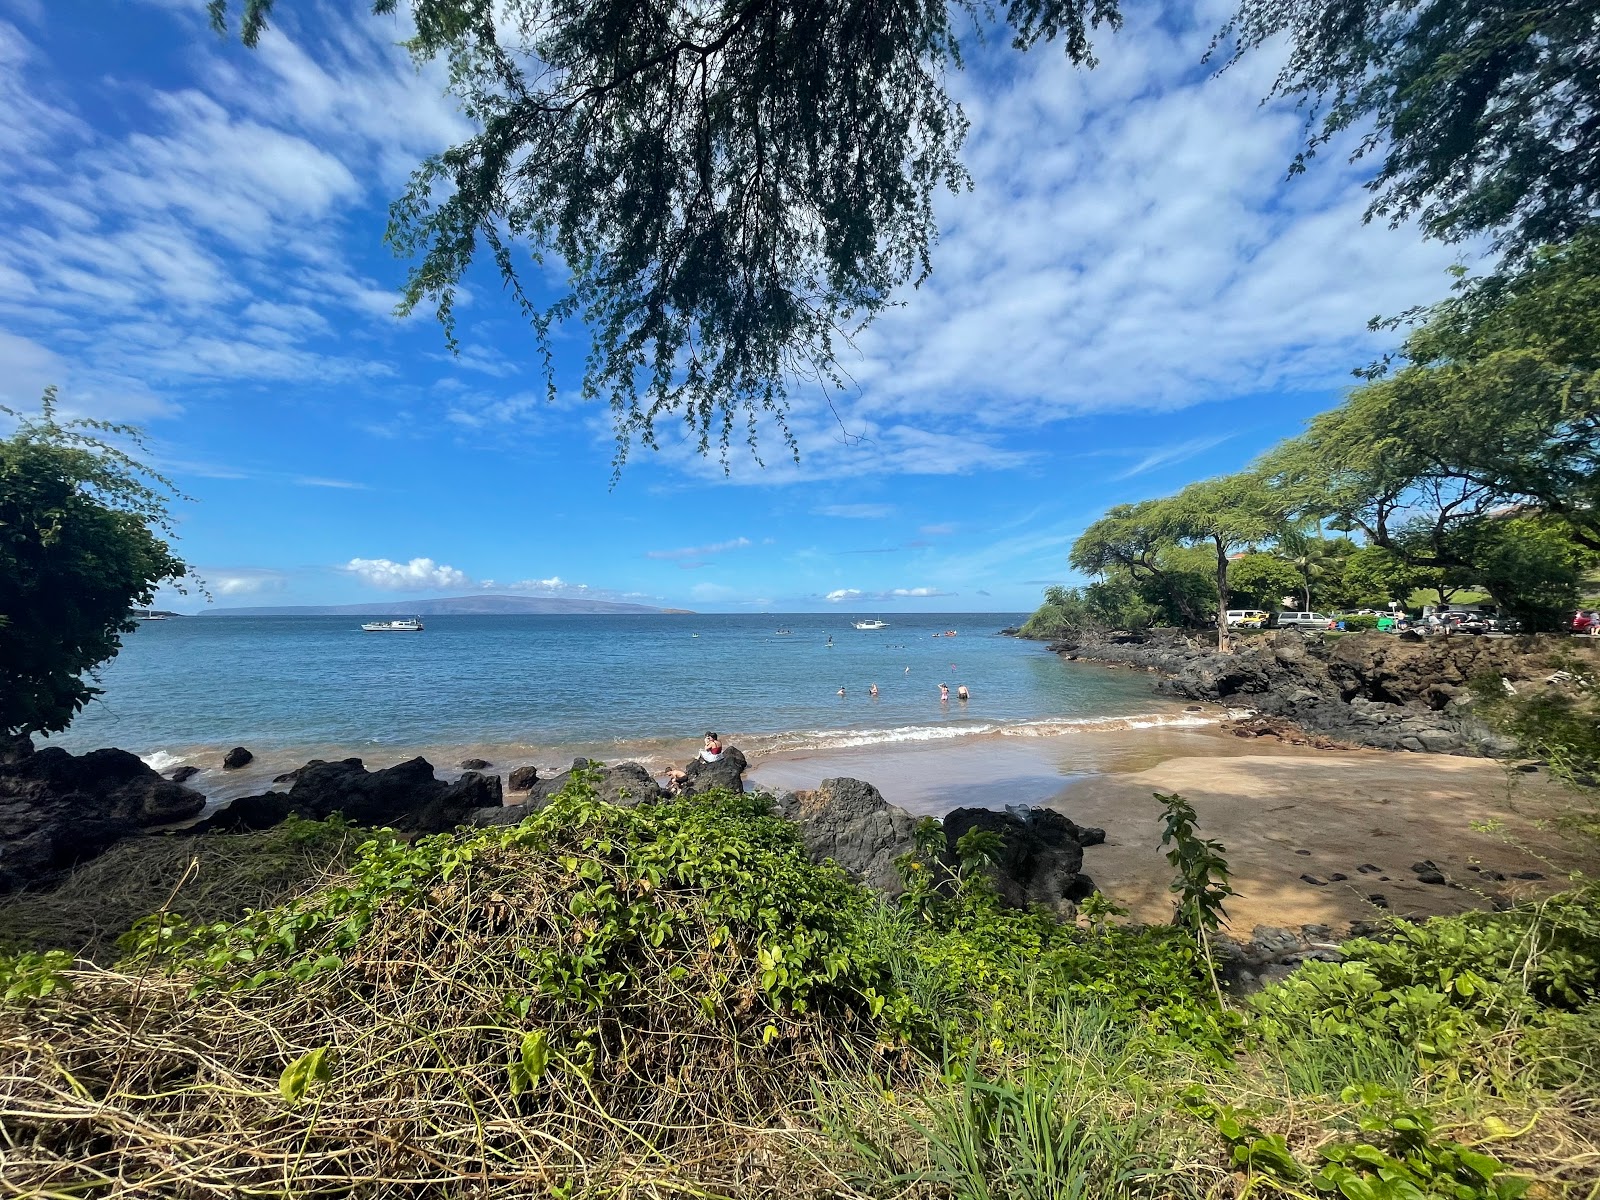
[139,750,186,771]
[747,711,1217,755]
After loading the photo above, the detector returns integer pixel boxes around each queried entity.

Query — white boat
[361,617,424,632]
[136,608,168,621]
[853,618,889,630]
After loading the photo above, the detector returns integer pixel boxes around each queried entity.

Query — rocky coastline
[1033,626,1599,757]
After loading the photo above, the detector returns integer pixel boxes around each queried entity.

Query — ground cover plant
[2,775,1599,1197]
[0,814,360,964]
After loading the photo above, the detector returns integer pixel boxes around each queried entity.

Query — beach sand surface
[748,726,1596,933]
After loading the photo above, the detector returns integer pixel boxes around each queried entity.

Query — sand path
[748,727,1596,935]
[1048,749,1591,931]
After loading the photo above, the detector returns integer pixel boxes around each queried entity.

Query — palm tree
[1275,524,1341,611]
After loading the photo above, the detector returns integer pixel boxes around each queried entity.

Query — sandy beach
[749,724,1597,933]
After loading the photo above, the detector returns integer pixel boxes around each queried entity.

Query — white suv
[1276,611,1332,629]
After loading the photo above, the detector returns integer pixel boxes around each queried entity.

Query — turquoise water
[48,614,1178,774]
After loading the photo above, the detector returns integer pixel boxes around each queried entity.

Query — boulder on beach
[222,746,253,770]
[0,740,206,893]
[941,807,1101,917]
[674,747,749,797]
[193,757,501,835]
[507,765,540,792]
[458,758,492,771]
[766,779,1103,914]
[522,760,667,808]
[769,777,921,898]
[166,764,202,784]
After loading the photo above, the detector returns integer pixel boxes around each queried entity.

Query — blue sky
[0,0,1475,613]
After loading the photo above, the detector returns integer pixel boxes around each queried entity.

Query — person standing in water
[956,685,970,701]
[939,682,950,702]
[869,683,879,698]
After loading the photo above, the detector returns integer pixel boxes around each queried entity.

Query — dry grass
[0,821,355,964]
[0,828,895,1199]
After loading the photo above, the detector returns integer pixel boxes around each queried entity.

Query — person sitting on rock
[666,732,723,792]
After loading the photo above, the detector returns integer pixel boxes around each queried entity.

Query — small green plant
[1156,792,1234,998]
[1197,1084,1529,1200]
[0,948,72,1003]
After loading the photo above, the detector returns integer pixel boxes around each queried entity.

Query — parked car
[1568,610,1600,635]
[1225,609,1269,628]
[1275,611,1334,629]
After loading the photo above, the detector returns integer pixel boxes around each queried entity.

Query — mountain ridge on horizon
[196,595,695,617]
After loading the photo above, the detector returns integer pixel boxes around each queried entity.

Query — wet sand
[748,726,1596,933]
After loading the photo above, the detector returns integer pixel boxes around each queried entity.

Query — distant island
[198,595,695,617]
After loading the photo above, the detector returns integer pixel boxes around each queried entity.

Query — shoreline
[121,703,1216,809]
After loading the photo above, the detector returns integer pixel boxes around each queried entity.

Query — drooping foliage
[206,0,1119,472]
[0,390,187,737]
[1216,0,1600,259]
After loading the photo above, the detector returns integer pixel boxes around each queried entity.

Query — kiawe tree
[1069,500,1209,630]
[0,391,187,739]
[1217,0,1600,260]
[200,0,1600,478]
[205,0,1120,471]
[1162,474,1283,652]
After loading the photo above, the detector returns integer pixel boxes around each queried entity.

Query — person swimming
[869,683,879,698]
[838,686,846,697]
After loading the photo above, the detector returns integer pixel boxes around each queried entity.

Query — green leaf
[279,1046,332,1105]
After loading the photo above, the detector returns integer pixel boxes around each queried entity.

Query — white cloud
[831,13,1467,435]
[824,586,955,602]
[646,536,753,560]
[344,556,470,590]
[483,576,597,597]
[201,567,287,596]
[294,476,367,489]
[0,9,466,422]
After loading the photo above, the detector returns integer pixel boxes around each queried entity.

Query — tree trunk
[1215,537,1231,653]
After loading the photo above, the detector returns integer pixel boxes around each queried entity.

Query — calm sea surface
[45,614,1193,792]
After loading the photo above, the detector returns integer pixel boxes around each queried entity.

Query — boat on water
[136,608,168,621]
[852,618,889,630]
[361,617,424,632]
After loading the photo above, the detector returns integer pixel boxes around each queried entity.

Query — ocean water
[45,613,1194,791]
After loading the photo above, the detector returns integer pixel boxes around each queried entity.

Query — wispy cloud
[200,566,288,596]
[646,536,753,561]
[1109,433,1235,480]
[294,475,368,489]
[817,503,895,519]
[824,586,956,602]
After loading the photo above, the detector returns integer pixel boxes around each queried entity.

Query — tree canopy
[0,391,188,738]
[207,0,1118,470]
[1217,0,1600,259]
[205,0,1599,469]
[1265,233,1600,569]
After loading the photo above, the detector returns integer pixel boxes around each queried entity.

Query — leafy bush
[4,779,916,1197]
[1200,1084,1529,1200]
[1341,613,1382,631]
[1251,886,1600,1064]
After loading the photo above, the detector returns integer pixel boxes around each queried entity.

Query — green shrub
[1341,613,1382,631]
[1251,886,1600,1065]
